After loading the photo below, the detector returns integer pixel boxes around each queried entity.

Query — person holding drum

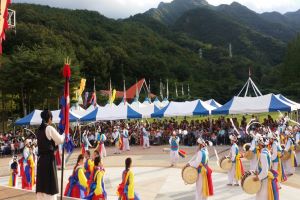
[283,128,297,176]
[227,134,244,186]
[169,131,180,167]
[253,135,279,200]
[269,131,286,186]
[112,127,121,154]
[186,138,213,200]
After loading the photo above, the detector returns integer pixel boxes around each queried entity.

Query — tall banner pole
[60,58,71,200]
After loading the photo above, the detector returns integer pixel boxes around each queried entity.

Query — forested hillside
[0,2,299,121]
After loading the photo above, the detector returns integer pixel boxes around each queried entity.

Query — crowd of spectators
[0,114,278,156]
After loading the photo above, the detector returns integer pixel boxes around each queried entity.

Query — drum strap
[234,154,244,180]
[290,146,297,167]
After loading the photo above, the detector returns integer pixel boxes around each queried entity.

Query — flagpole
[61,58,71,200]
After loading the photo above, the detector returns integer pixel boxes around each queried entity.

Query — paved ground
[0,145,300,199]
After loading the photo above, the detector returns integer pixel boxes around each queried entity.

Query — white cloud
[207,0,300,13]
[12,0,300,18]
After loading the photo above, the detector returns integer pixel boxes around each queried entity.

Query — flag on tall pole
[166,79,169,100]
[249,67,252,77]
[135,79,139,100]
[84,92,89,108]
[109,78,112,103]
[123,79,126,105]
[188,84,190,98]
[160,79,163,100]
[175,82,178,97]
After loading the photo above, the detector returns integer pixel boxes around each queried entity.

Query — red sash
[206,166,214,196]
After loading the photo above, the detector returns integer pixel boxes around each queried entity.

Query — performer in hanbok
[93,150,100,160]
[283,128,297,176]
[82,130,92,155]
[227,135,244,186]
[249,134,260,171]
[96,131,107,158]
[117,157,140,200]
[294,126,300,167]
[187,138,213,200]
[36,110,65,200]
[86,156,107,200]
[19,139,35,190]
[8,155,19,187]
[122,125,130,151]
[84,150,94,181]
[64,154,88,199]
[142,125,150,149]
[169,131,180,167]
[269,131,286,186]
[253,135,279,200]
[112,127,121,154]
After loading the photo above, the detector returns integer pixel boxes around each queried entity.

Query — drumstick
[230,118,240,137]
[214,147,220,167]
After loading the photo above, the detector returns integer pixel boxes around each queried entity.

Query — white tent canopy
[131,103,161,118]
[70,104,88,117]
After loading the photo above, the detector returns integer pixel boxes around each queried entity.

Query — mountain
[284,9,300,31]
[144,0,209,24]
[215,2,297,43]
[173,8,285,65]
[144,1,300,43]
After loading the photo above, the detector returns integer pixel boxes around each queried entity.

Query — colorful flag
[84,92,89,108]
[110,89,116,104]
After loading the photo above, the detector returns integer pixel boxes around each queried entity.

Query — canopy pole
[237,78,249,96]
[244,79,250,97]
[250,80,259,97]
[249,78,262,96]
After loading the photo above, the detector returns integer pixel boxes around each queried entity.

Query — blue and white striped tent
[276,94,300,110]
[212,94,292,115]
[81,104,142,121]
[205,99,222,109]
[15,109,81,125]
[161,97,169,107]
[143,97,151,105]
[151,100,214,118]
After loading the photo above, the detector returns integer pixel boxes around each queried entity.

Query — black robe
[36,124,59,195]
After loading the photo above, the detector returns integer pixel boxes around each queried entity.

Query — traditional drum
[182,166,198,184]
[241,171,262,194]
[243,143,254,160]
[219,156,232,171]
[281,150,291,161]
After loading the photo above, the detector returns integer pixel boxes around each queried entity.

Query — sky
[12,0,300,19]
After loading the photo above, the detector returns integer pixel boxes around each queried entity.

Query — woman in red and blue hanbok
[64,154,88,199]
[117,158,140,200]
